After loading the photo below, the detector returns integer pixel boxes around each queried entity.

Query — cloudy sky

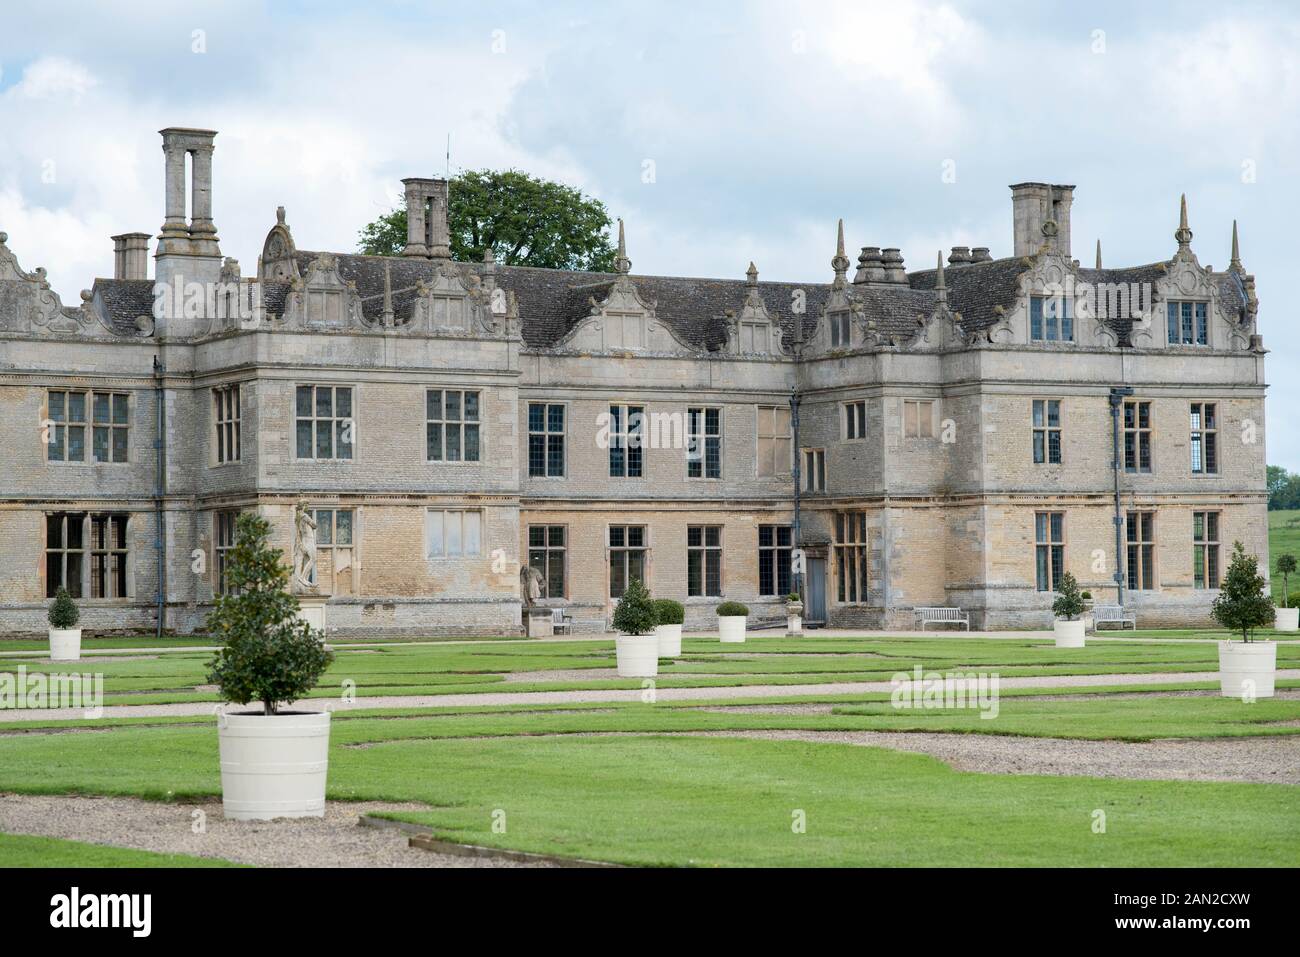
[2,0,1296,468]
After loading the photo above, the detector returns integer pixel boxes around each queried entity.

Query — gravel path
[2,668,1298,723]
[679,729,1300,785]
[0,793,552,867]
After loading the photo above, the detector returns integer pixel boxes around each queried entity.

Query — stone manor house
[0,127,1270,635]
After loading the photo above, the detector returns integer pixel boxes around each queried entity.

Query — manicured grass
[1271,508,1300,602]
[0,832,240,867]
[1,722,1292,866]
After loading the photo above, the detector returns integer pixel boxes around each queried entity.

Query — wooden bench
[1092,604,1136,630]
[550,608,572,635]
[915,607,970,631]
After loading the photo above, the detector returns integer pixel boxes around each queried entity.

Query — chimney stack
[155,127,222,287]
[970,246,992,263]
[948,246,972,267]
[1010,182,1074,258]
[853,247,886,284]
[112,233,150,280]
[881,248,906,284]
[402,177,451,260]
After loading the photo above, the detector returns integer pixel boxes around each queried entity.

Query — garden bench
[1091,604,1136,630]
[915,606,970,631]
[551,608,572,635]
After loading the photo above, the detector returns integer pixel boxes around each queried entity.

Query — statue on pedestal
[293,502,318,593]
[519,564,543,609]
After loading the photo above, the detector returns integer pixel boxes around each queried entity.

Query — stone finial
[381,260,395,327]
[1095,239,1102,270]
[831,219,850,286]
[615,218,631,275]
[935,251,946,302]
[276,206,286,226]
[1175,193,1193,249]
[1229,219,1243,272]
[746,261,758,285]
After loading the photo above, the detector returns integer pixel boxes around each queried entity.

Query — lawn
[2,633,1298,867]
[1271,508,1300,602]
[0,832,239,867]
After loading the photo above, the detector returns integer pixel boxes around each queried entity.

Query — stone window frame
[1122,399,1153,474]
[1125,510,1157,592]
[902,398,937,440]
[802,447,826,493]
[1034,511,1065,593]
[608,524,648,600]
[1032,398,1062,465]
[305,506,358,595]
[426,508,483,559]
[212,383,242,466]
[1166,300,1209,347]
[527,524,567,599]
[294,384,355,462]
[835,512,869,605]
[426,388,482,464]
[756,405,793,477]
[1193,511,1221,590]
[44,511,133,601]
[686,406,722,480]
[758,524,793,597]
[843,400,867,441]
[687,524,723,598]
[1190,402,1218,476]
[608,403,645,479]
[527,401,567,479]
[1029,294,1074,342]
[828,311,851,348]
[46,389,131,465]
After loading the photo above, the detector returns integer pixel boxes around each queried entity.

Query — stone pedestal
[296,595,328,634]
[526,609,554,638]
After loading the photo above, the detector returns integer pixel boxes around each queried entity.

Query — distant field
[1270,509,1300,602]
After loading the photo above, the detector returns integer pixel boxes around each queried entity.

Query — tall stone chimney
[1010,182,1074,258]
[112,233,150,280]
[155,127,222,288]
[402,177,451,260]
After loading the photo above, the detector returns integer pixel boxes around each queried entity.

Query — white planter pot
[654,623,682,657]
[48,628,82,662]
[217,710,331,821]
[719,616,747,643]
[787,615,802,636]
[1218,640,1277,699]
[1053,619,1086,648]
[1276,607,1299,632]
[615,635,659,677]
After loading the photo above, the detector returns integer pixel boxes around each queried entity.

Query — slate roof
[92,278,155,335]
[907,256,1027,332]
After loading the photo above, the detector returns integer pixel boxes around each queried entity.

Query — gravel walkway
[2,668,1298,723]
[0,793,551,868]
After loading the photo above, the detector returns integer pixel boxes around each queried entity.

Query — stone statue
[519,564,544,609]
[293,502,317,592]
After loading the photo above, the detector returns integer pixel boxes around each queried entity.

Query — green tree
[358,169,616,271]
[205,513,334,714]
[1051,571,1085,621]
[1278,554,1297,608]
[612,578,657,636]
[48,587,79,629]
[1212,541,1276,642]
[1268,465,1300,511]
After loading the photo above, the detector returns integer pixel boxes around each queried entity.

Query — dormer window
[1167,301,1208,345]
[1030,295,1073,342]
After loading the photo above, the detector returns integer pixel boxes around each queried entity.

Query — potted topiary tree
[1276,554,1298,632]
[1213,541,1278,699]
[612,578,659,677]
[651,598,685,657]
[206,513,335,820]
[47,587,82,662]
[785,592,803,636]
[716,600,749,643]
[1051,571,1086,648]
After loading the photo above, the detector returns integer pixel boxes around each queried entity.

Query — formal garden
[0,514,1296,868]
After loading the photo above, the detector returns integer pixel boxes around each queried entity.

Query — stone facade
[0,130,1271,635]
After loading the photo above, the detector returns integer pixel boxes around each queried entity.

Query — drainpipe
[1108,386,1134,607]
[790,388,803,601]
[153,354,167,638]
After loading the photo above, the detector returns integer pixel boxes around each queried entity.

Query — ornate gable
[408,261,502,336]
[282,254,366,330]
[0,231,95,336]
[725,263,784,356]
